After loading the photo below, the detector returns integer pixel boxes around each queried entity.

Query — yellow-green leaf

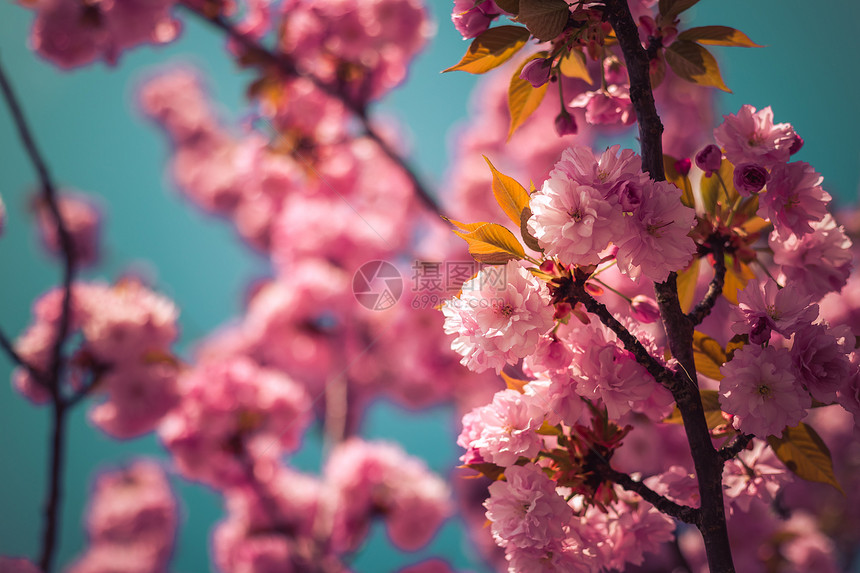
[559,49,592,83]
[444,26,531,74]
[516,0,570,42]
[722,257,755,305]
[664,154,694,208]
[693,331,727,381]
[535,421,562,436]
[677,26,763,48]
[658,0,701,21]
[441,216,487,233]
[453,223,526,264]
[502,371,530,393]
[665,40,731,92]
[677,257,701,313]
[699,158,736,215]
[485,156,531,224]
[768,423,844,494]
[664,389,725,430]
[508,56,550,140]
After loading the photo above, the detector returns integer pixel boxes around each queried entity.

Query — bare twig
[689,237,727,326]
[598,464,700,525]
[718,433,753,464]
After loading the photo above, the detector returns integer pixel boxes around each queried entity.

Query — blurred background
[1,0,859,571]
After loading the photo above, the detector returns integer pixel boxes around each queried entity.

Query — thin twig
[598,464,700,525]
[179,2,441,214]
[0,50,77,573]
[718,433,753,464]
[688,237,727,326]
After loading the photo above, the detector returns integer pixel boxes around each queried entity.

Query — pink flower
[460,389,545,467]
[733,162,769,195]
[35,193,101,267]
[694,144,722,175]
[731,279,818,344]
[719,344,810,438]
[30,0,180,69]
[442,261,555,373]
[569,85,635,126]
[836,353,860,425]
[761,161,831,239]
[485,464,573,549]
[723,440,792,512]
[520,57,553,88]
[451,0,504,39]
[713,105,796,169]
[527,173,625,268]
[790,323,852,403]
[770,215,853,301]
[552,145,647,197]
[613,179,697,282]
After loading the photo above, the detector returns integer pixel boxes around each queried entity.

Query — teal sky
[1,1,859,571]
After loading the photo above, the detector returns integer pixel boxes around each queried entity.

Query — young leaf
[520,206,543,252]
[444,26,531,74]
[559,49,593,83]
[516,0,570,42]
[658,0,701,21]
[453,223,527,264]
[722,257,755,305]
[663,154,694,208]
[508,56,550,140]
[692,331,727,381]
[441,216,487,233]
[768,423,844,494]
[484,156,531,224]
[677,26,763,47]
[699,158,736,215]
[676,257,701,313]
[494,0,521,14]
[665,40,731,92]
[502,371,530,393]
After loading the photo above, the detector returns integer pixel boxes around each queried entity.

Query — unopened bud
[554,110,578,137]
[695,144,723,175]
[631,295,660,323]
[733,163,769,196]
[520,57,553,88]
[674,157,692,176]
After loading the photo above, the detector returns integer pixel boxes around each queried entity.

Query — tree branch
[179,2,441,214]
[688,237,727,326]
[599,464,700,525]
[718,433,753,464]
[602,1,736,571]
[0,50,77,573]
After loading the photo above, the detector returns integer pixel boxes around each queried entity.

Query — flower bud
[695,144,723,175]
[554,110,578,137]
[674,157,692,176]
[631,295,661,323]
[520,57,553,88]
[733,163,769,196]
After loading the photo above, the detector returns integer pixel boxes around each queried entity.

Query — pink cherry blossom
[731,278,818,344]
[722,440,792,513]
[713,104,796,169]
[442,261,555,373]
[569,85,635,126]
[484,464,573,549]
[459,388,545,467]
[761,161,831,239]
[613,179,697,282]
[790,323,853,403]
[552,145,647,197]
[35,192,101,267]
[719,344,810,438]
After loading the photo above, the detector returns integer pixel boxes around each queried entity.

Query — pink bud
[631,295,661,323]
[674,157,691,176]
[695,144,723,175]
[553,302,571,321]
[520,57,553,88]
[554,110,578,137]
[733,163,769,196]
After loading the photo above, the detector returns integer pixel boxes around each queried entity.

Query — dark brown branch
[602,1,736,571]
[0,326,45,384]
[688,237,727,326]
[718,433,753,464]
[179,2,441,214]
[0,51,77,573]
[598,464,700,524]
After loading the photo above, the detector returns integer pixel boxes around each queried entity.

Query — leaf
[444,26,532,74]
[485,156,531,225]
[516,0,570,42]
[535,421,562,436]
[441,216,487,233]
[502,371,530,393]
[520,206,543,252]
[665,40,731,92]
[699,158,735,215]
[462,462,505,481]
[508,56,550,140]
[768,423,844,493]
[664,389,725,430]
[676,257,700,313]
[663,154,694,208]
[494,0,520,14]
[677,26,762,47]
[722,257,755,305]
[658,0,701,21]
[453,223,526,264]
[692,331,727,381]
[559,49,592,83]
